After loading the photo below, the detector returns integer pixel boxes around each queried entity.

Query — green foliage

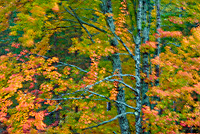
[0,0,200,133]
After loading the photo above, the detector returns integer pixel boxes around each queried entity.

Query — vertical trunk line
[142,0,150,109]
[155,0,161,86]
[141,0,150,133]
[135,0,142,134]
[101,0,130,133]
[150,0,162,116]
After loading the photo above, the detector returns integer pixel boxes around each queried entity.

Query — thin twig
[32,54,88,73]
[86,90,137,110]
[64,6,106,33]
[69,6,95,43]
[73,8,103,13]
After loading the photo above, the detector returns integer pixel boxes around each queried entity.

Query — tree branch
[64,6,106,33]
[32,54,88,73]
[68,6,95,43]
[86,90,137,110]
[82,112,136,130]
[163,42,180,47]
[108,79,137,93]
[73,8,103,13]
[109,29,135,60]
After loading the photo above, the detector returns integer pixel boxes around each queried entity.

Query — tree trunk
[135,0,142,134]
[142,0,151,133]
[100,0,131,133]
[155,0,161,87]
[142,0,150,110]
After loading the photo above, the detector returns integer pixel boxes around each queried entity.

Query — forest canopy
[0,0,200,134]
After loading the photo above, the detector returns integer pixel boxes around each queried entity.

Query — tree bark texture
[101,0,131,134]
[135,0,142,134]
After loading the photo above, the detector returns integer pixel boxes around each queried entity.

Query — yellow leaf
[52,3,59,12]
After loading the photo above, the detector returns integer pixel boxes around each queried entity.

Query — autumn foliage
[0,0,200,134]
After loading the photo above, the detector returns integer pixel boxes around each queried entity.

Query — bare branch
[64,6,106,33]
[108,79,137,93]
[68,6,95,43]
[48,102,62,115]
[164,42,180,47]
[45,97,84,101]
[73,8,103,13]
[161,0,172,13]
[110,29,135,60]
[45,74,138,110]
[86,90,137,110]
[60,19,79,23]
[83,74,138,91]
[31,54,88,73]
[82,112,136,130]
